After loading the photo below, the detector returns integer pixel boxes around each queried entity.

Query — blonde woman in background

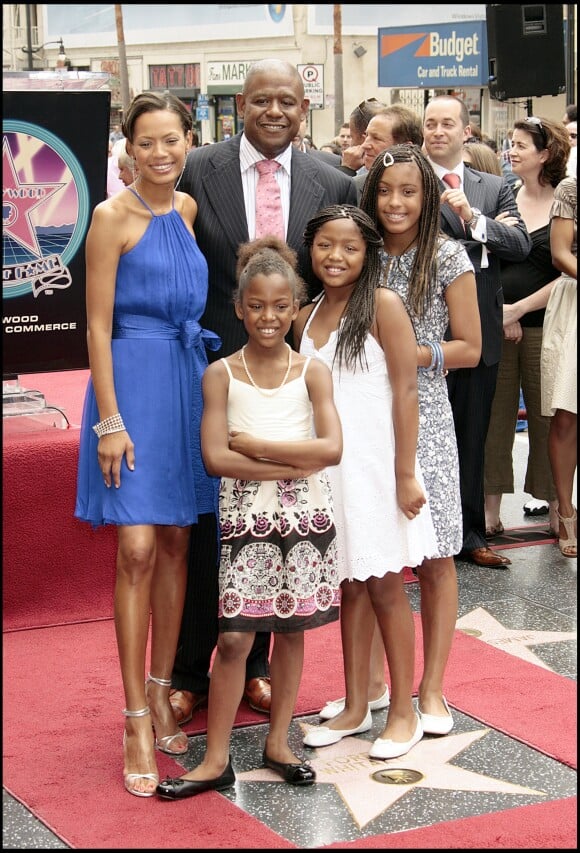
[462,141,503,178]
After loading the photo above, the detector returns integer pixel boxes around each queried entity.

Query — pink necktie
[442,173,464,231]
[255,160,284,240]
[442,172,461,189]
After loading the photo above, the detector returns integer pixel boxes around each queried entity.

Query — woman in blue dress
[75,92,220,797]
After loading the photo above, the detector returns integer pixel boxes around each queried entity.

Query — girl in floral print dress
[157,237,342,799]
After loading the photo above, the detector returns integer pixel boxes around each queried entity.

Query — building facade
[3,4,576,147]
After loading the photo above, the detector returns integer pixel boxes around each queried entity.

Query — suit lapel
[202,141,248,252]
[462,167,485,208]
[287,150,326,247]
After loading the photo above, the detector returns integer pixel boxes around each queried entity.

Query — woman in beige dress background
[541,175,577,557]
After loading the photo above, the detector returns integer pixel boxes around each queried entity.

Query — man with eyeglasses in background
[422,94,532,569]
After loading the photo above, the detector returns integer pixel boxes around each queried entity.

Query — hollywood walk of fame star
[237,726,545,830]
[457,607,576,670]
[3,138,64,257]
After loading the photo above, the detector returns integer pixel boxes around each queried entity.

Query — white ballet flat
[418,696,454,735]
[303,709,372,747]
[319,685,390,721]
[368,715,423,760]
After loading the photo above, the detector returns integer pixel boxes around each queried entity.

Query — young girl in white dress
[157,237,343,799]
[295,205,438,760]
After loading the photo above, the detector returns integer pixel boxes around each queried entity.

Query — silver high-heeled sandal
[556,507,577,558]
[146,673,189,755]
[122,706,159,797]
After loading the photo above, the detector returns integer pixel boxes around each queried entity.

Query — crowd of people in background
[82,69,575,801]
[483,117,571,543]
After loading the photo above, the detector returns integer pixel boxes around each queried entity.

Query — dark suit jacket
[295,143,342,167]
[436,165,531,551]
[308,148,343,168]
[439,165,531,366]
[353,171,367,204]
[181,133,357,358]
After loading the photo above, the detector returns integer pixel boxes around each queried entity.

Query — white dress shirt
[240,135,292,239]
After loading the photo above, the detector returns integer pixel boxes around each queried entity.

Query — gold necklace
[240,343,292,396]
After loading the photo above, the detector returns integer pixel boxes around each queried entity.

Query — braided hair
[303,205,383,372]
[360,143,443,318]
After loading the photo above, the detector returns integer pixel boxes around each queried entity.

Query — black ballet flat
[262,750,316,785]
[156,757,235,800]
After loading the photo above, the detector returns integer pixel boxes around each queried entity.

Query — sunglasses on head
[356,97,380,120]
[524,116,548,145]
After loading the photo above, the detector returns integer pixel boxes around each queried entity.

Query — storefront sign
[207,61,257,85]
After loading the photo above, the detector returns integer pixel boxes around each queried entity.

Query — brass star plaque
[371,768,424,785]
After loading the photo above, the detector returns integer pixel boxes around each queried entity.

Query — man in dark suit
[170,59,357,724]
[423,95,532,568]
[293,117,343,168]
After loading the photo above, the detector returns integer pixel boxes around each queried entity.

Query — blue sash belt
[113,313,221,354]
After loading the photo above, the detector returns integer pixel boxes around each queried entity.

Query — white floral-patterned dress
[381,237,475,558]
[217,356,340,633]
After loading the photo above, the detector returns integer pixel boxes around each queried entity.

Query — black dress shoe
[156,758,235,800]
[262,750,316,785]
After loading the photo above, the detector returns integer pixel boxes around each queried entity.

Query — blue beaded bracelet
[418,341,445,376]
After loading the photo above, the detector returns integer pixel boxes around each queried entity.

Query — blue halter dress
[75,189,221,527]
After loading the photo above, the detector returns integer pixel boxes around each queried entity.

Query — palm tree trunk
[115,4,131,115]
[333,4,344,135]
